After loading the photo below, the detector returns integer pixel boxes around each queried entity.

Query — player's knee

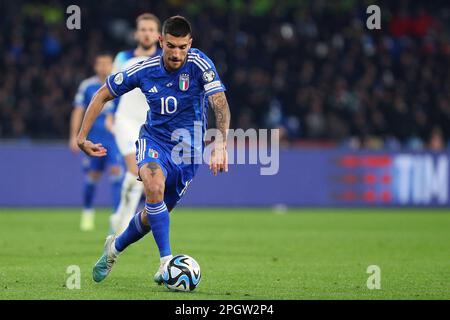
[144,182,165,202]
[87,171,101,182]
[109,166,122,176]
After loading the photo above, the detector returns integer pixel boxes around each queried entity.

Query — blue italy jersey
[74,76,116,143]
[105,48,226,154]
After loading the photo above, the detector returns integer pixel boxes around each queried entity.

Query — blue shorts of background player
[135,136,198,212]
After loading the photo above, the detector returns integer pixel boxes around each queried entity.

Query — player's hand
[69,137,80,153]
[77,139,107,157]
[210,144,228,176]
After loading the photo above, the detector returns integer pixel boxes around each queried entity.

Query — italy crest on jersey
[179,73,189,91]
[148,149,159,159]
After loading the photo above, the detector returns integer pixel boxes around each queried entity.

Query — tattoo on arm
[208,92,231,144]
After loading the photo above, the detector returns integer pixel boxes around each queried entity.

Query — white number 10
[160,96,177,115]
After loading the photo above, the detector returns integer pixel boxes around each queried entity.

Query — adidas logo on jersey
[149,86,158,93]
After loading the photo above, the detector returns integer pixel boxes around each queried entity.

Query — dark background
[0,0,449,150]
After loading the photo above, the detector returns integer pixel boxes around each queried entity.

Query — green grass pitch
[0,208,449,300]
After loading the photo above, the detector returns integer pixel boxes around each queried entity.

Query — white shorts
[113,116,142,156]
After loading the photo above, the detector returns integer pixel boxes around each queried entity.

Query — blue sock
[83,176,97,209]
[145,201,171,257]
[115,211,151,252]
[110,173,123,212]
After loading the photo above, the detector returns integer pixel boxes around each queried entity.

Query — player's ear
[159,35,164,48]
[188,37,193,49]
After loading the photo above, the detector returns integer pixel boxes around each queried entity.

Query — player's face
[94,56,113,79]
[160,34,192,71]
[135,20,160,50]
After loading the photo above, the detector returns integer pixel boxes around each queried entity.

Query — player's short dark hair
[136,13,161,31]
[162,15,192,38]
[95,51,113,59]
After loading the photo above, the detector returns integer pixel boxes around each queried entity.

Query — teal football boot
[92,235,117,283]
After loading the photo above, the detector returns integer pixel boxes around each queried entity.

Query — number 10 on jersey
[160,96,177,115]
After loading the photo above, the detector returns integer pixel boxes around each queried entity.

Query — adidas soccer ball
[162,254,201,292]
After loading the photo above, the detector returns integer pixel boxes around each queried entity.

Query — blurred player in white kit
[109,13,162,234]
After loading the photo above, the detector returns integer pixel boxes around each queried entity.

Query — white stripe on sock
[145,204,167,215]
[146,202,165,212]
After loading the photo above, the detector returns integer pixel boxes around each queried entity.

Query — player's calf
[114,211,151,252]
[109,165,123,214]
[139,162,173,282]
[80,171,102,231]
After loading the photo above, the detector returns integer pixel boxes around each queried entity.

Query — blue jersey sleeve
[191,52,226,97]
[105,62,144,98]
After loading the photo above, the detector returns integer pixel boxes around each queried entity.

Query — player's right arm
[77,85,114,157]
[69,107,84,153]
[77,64,143,156]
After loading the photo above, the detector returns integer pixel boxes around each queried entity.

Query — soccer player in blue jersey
[69,53,123,231]
[77,16,231,283]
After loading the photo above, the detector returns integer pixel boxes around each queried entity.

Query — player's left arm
[208,91,231,175]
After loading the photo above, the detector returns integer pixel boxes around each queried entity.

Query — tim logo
[393,155,448,205]
[333,154,449,205]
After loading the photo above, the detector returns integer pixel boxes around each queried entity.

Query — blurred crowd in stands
[0,0,449,150]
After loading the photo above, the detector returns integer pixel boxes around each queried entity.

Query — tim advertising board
[333,153,449,206]
[1,144,449,207]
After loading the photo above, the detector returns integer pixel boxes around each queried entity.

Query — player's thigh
[104,142,124,175]
[136,138,169,198]
[139,161,166,199]
[84,155,106,177]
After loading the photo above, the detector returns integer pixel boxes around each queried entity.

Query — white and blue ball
[162,254,201,292]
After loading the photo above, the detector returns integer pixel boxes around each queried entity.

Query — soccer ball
[162,254,201,292]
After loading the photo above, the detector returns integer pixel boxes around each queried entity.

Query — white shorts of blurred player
[114,115,141,156]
